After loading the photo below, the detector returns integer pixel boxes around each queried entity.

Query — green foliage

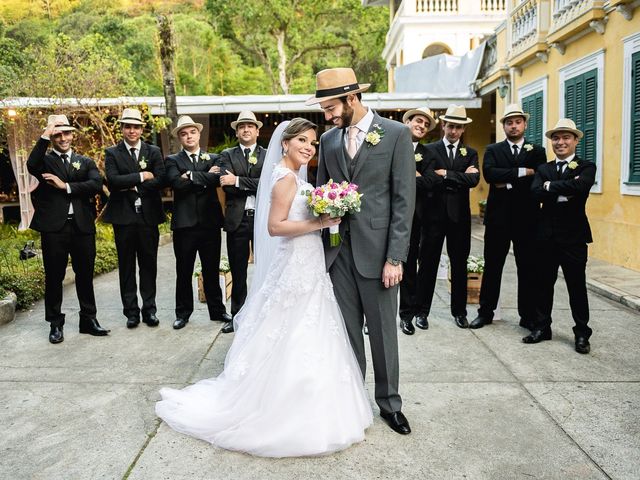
[0,269,45,310]
[209,134,238,154]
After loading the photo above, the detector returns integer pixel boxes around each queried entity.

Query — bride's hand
[319,214,340,229]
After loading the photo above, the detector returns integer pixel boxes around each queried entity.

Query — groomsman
[526,119,595,354]
[165,115,231,330]
[415,105,480,328]
[399,107,437,335]
[27,115,109,344]
[218,111,266,334]
[103,108,166,328]
[470,104,546,330]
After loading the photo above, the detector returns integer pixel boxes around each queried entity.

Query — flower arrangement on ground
[305,180,362,246]
[467,255,485,274]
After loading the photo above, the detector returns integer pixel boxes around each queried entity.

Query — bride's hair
[281,118,317,143]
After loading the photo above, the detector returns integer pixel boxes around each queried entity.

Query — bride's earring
[282,148,288,157]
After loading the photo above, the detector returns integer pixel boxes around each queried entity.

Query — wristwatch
[386,257,401,266]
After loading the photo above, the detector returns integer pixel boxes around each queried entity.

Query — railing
[511,0,539,53]
[415,0,459,13]
[480,0,507,11]
[550,0,604,33]
[479,35,499,78]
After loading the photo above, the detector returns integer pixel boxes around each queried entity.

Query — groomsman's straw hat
[117,108,145,126]
[545,118,583,139]
[305,68,370,105]
[172,115,204,137]
[402,107,437,132]
[440,104,473,125]
[46,114,76,132]
[499,104,530,124]
[231,111,263,130]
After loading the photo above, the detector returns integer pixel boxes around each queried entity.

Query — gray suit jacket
[316,111,415,278]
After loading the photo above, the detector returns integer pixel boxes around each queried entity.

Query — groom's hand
[382,262,403,289]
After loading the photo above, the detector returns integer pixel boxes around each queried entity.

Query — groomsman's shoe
[49,325,64,344]
[126,317,140,329]
[173,318,189,330]
[211,312,232,322]
[522,328,552,344]
[518,319,534,331]
[469,315,492,329]
[400,318,415,335]
[454,315,469,329]
[142,314,160,327]
[415,315,429,330]
[380,411,411,435]
[575,336,591,354]
[221,321,234,334]
[79,318,110,336]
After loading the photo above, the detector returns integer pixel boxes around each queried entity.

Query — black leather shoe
[415,315,429,330]
[454,315,469,329]
[49,325,64,344]
[142,314,160,327]
[221,321,234,333]
[173,318,189,330]
[380,411,411,435]
[519,319,534,330]
[79,318,110,336]
[126,317,140,329]
[469,315,492,329]
[211,312,233,322]
[400,318,415,335]
[522,328,552,344]
[575,336,591,354]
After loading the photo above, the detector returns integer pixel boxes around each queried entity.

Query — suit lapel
[332,130,350,180]
[138,142,149,170]
[436,140,450,169]
[233,146,249,176]
[352,112,382,180]
[118,142,137,172]
[67,153,80,180]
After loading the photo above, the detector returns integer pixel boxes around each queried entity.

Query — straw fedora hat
[402,107,437,132]
[231,110,263,130]
[499,103,530,123]
[305,67,370,106]
[46,114,76,132]
[171,115,204,137]
[117,108,145,126]
[440,104,473,125]
[545,118,583,139]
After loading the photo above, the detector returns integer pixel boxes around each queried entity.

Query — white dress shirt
[343,107,374,152]
[236,144,257,211]
[52,147,74,212]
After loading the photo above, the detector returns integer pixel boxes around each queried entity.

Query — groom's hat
[305,68,370,106]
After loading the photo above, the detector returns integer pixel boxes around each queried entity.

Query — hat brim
[402,109,437,132]
[118,119,145,126]
[545,127,583,139]
[172,122,204,137]
[500,112,530,123]
[305,84,370,106]
[440,115,473,125]
[231,119,263,130]
[48,125,76,132]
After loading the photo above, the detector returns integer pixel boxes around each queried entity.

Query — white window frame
[621,32,640,196]
[518,75,548,148]
[559,49,605,194]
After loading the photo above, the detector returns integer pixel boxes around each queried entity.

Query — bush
[94,241,119,275]
[0,269,45,310]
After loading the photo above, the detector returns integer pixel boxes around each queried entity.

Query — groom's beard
[335,105,354,130]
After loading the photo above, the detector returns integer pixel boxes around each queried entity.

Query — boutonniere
[138,156,147,170]
[200,153,211,162]
[415,153,423,162]
[71,161,81,170]
[523,144,533,152]
[248,154,258,165]
[568,160,578,170]
[365,124,385,147]
[459,147,467,157]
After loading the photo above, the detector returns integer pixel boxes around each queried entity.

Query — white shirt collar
[53,148,73,158]
[240,144,256,154]
[183,148,200,158]
[555,153,576,164]
[507,138,525,149]
[443,138,460,149]
[124,140,142,151]
[352,107,374,134]
[412,141,419,150]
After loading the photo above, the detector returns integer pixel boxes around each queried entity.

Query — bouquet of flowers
[305,179,362,246]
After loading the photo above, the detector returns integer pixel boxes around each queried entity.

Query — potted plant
[194,256,232,303]
[478,199,487,218]
[466,255,485,304]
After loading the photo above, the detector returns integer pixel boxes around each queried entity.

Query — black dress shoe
[469,315,492,329]
[575,336,591,354]
[522,328,552,344]
[173,318,189,330]
[519,319,534,330]
[400,318,415,335]
[221,321,234,333]
[380,411,411,435]
[49,325,64,344]
[142,314,160,327]
[415,315,429,330]
[454,315,469,329]
[211,312,232,322]
[79,318,110,336]
[126,317,140,329]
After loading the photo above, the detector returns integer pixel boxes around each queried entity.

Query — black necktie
[244,147,251,162]
[130,147,137,162]
[60,153,71,175]
[557,160,566,175]
[447,144,455,168]
[512,144,519,160]
[190,153,197,166]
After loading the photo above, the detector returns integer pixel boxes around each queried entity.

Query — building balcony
[547,0,606,43]
[508,0,551,64]
[393,0,507,16]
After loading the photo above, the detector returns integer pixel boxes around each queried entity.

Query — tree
[156,14,179,153]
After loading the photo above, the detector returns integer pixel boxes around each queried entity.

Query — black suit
[531,156,595,338]
[219,144,266,316]
[27,137,103,327]
[415,140,480,318]
[166,150,227,321]
[477,139,546,324]
[399,142,428,322]
[103,141,166,320]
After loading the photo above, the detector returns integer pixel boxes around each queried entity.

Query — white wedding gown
[156,166,373,457]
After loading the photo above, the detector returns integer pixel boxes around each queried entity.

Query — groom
[309,68,415,435]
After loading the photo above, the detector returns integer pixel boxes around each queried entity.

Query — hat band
[314,83,360,99]
[121,117,142,122]
[444,114,468,121]
[505,111,525,116]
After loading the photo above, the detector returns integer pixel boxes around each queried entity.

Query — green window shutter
[522,90,543,145]
[630,51,640,183]
[564,69,597,163]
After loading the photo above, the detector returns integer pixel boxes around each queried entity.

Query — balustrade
[510,0,540,54]
[415,0,459,13]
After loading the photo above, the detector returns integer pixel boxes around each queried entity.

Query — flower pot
[0,292,18,325]
[197,272,232,303]
[447,268,483,304]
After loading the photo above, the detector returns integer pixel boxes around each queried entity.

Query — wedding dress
[156,165,373,457]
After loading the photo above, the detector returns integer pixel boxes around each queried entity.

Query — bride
[156,118,373,457]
